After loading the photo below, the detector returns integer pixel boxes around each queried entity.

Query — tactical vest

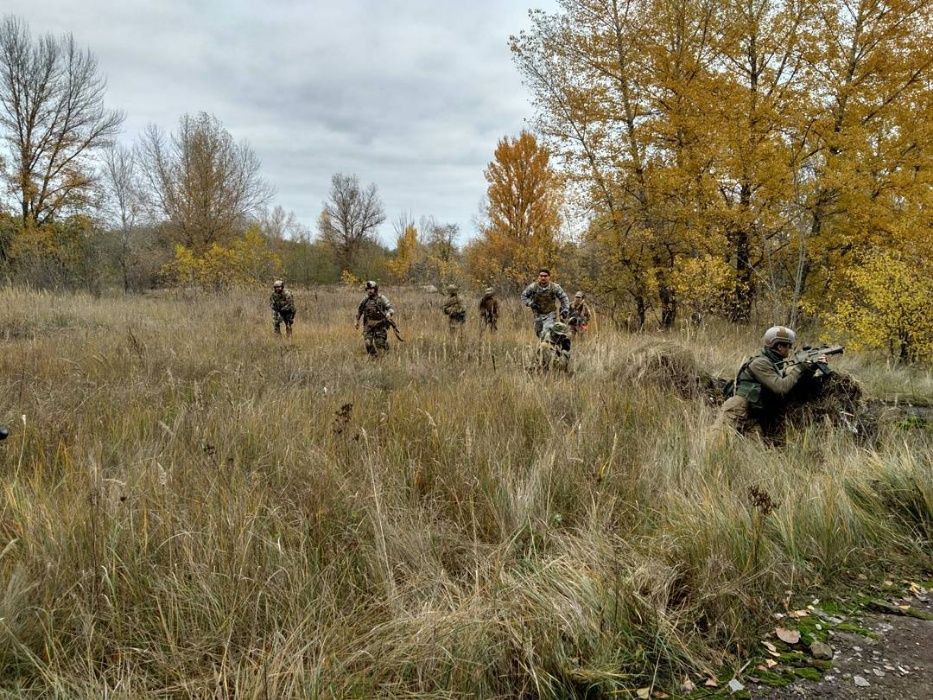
[270,291,294,312]
[360,296,388,326]
[528,284,560,314]
[734,349,782,412]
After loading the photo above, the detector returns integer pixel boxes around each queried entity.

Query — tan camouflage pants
[363,325,388,356]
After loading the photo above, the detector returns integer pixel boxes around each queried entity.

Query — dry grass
[0,286,930,698]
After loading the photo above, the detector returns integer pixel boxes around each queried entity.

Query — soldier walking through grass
[355,281,395,357]
[478,287,499,332]
[568,291,593,337]
[269,280,296,337]
[442,284,467,334]
[713,325,829,438]
[521,268,570,338]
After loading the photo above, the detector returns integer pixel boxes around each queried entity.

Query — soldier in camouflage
[568,291,593,336]
[478,287,499,332]
[521,268,570,338]
[269,280,296,337]
[442,284,467,334]
[714,326,827,437]
[355,281,395,357]
[534,321,572,373]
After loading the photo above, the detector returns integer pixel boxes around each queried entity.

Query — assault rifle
[385,317,405,343]
[780,345,844,375]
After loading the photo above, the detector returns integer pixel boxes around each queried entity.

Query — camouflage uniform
[270,288,296,335]
[357,293,395,356]
[534,323,572,373]
[521,280,570,338]
[568,297,592,335]
[442,288,466,332]
[715,347,815,436]
[479,290,499,331]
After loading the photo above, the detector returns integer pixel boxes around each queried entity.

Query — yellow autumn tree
[166,226,282,290]
[512,0,931,328]
[466,131,562,291]
[385,222,423,283]
[823,251,933,363]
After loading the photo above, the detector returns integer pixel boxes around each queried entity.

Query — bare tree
[258,204,306,240]
[421,217,458,263]
[138,112,273,251]
[100,143,142,291]
[0,16,123,230]
[318,173,385,272]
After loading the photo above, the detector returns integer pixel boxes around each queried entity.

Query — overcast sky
[5,0,556,244]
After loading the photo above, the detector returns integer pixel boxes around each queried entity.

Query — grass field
[0,286,930,697]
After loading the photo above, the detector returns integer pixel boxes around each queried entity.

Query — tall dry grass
[0,286,930,697]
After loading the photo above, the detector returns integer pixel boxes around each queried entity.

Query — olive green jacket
[735,348,807,412]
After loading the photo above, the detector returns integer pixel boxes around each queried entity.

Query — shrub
[823,251,933,363]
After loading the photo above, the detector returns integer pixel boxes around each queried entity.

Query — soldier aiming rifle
[713,326,843,438]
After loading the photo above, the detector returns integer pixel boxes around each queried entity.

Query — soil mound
[785,371,879,439]
[615,340,728,402]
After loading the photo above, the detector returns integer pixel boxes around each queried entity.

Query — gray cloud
[5,0,556,243]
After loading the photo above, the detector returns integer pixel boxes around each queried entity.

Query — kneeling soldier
[714,325,827,437]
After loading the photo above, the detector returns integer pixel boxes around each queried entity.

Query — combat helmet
[550,322,570,337]
[273,279,284,290]
[365,280,378,291]
[484,287,494,296]
[446,284,459,294]
[762,325,796,348]
[574,291,584,299]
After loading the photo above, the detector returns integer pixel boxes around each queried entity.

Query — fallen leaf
[704,677,719,687]
[681,677,695,692]
[756,664,767,671]
[775,627,801,644]
[773,612,786,620]
[762,641,778,653]
[636,688,650,699]
[765,659,778,668]
[654,693,670,699]
[790,609,809,618]
[897,604,910,611]
[728,678,745,693]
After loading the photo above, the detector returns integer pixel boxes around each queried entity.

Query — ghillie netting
[613,341,729,403]
[614,341,900,441]
[784,371,879,440]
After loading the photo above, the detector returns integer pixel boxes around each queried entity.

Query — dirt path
[751,592,933,699]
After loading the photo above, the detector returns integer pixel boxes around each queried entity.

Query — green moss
[795,616,829,643]
[778,651,806,664]
[835,622,878,639]
[791,667,822,682]
[748,670,794,688]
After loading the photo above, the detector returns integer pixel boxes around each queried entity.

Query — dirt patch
[751,594,933,699]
